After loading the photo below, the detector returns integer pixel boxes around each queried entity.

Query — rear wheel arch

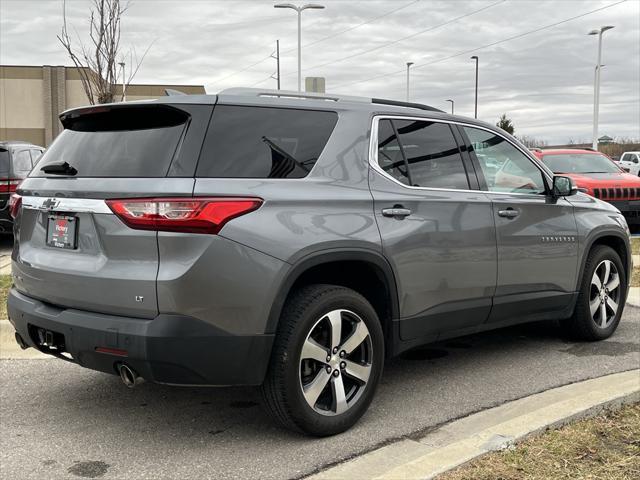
[267,250,399,349]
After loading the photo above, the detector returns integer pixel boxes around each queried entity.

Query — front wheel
[262,285,384,436]
[562,245,627,340]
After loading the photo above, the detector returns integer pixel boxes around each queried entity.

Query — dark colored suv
[7,89,632,436]
[0,141,44,233]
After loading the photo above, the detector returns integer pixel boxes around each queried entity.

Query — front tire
[262,284,384,436]
[563,245,627,340]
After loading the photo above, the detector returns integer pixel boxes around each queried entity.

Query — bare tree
[58,0,151,104]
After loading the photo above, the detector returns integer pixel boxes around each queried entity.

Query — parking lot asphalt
[1,308,639,480]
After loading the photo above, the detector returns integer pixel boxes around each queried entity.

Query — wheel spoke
[601,261,611,285]
[301,337,329,364]
[331,375,348,414]
[303,370,331,407]
[327,310,343,350]
[606,274,619,292]
[591,273,602,290]
[606,297,618,315]
[340,321,369,354]
[600,303,608,327]
[589,297,600,317]
[344,360,371,384]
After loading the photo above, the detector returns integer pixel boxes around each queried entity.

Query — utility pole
[119,61,126,101]
[589,26,614,151]
[406,62,413,102]
[271,40,281,90]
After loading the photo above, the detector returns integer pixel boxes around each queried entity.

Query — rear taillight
[8,193,22,219]
[0,179,22,193]
[106,197,263,234]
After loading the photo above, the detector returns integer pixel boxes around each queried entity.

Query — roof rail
[218,88,445,113]
[371,98,444,113]
[219,87,368,103]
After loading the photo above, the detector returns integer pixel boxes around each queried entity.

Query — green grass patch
[439,403,640,480]
[0,274,12,320]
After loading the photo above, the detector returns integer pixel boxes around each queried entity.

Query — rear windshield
[32,106,189,178]
[196,105,338,178]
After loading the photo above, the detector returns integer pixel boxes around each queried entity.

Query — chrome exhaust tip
[118,363,143,388]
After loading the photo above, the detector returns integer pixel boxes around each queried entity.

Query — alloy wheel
[589,259,621,328]
[299,309,373,416]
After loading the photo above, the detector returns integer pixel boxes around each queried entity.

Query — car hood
[560,172,640,187]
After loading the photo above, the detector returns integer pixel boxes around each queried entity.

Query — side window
[197,106,338,178]
[379,119,469,190]
[634,154,639,164]
[463,126,546,194]
[620,153,630,162]
[12,150,33,177]
[377,120,410,186]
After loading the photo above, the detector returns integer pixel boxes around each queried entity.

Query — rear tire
[262,284,384,436]
[562,245,627,341]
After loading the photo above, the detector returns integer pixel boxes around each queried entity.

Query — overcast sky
[1,0,638,143]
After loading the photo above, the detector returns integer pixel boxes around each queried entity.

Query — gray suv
[7,88,632,436]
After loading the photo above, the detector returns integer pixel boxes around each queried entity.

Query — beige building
[0,65,206,147]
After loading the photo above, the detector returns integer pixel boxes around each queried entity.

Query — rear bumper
[8,288,274,386]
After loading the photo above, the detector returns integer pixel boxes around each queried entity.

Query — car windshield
[541,153,621,174]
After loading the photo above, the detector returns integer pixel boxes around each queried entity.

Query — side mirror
[552,176,578,197]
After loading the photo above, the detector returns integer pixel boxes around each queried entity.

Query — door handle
[498,208,519,219]
[382,207,412,218]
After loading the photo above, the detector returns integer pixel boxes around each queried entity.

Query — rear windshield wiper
[40,161,78,176]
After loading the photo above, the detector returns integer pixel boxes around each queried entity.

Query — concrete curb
[308,370,640,480]
[628,287,640,307]
[0,319,49,359]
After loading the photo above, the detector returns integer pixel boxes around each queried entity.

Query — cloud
[0,0,638,143]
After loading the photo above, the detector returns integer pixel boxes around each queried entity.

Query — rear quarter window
[0,149,9,178]
[196,105,338,178]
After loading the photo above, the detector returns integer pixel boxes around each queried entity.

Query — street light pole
[406,62,413,102]
[589,25,614,151]
[274,3,325,92]
[470,56,478,118]
[446,99,454,115]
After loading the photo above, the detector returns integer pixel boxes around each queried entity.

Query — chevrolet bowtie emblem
[41,198,60,210]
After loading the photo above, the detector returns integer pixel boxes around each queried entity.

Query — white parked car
[619,151,640,176]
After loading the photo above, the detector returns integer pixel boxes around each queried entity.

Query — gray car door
[461,125,579,324]
[369,117,497,342]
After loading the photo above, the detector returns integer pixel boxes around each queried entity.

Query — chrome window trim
[368,114,554,197]
[21,196,112,214]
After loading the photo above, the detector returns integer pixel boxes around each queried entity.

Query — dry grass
[439,403,640,480]
[632,237,639,256]
[0,275,12,320]
[632,267,640,288]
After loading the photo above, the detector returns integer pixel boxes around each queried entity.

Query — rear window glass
[197,105,338,178]
[32,106,188,178]
[0,149,9,178]
[12,149,33,177]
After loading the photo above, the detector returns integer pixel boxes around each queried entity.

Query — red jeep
[533,149,639,228]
